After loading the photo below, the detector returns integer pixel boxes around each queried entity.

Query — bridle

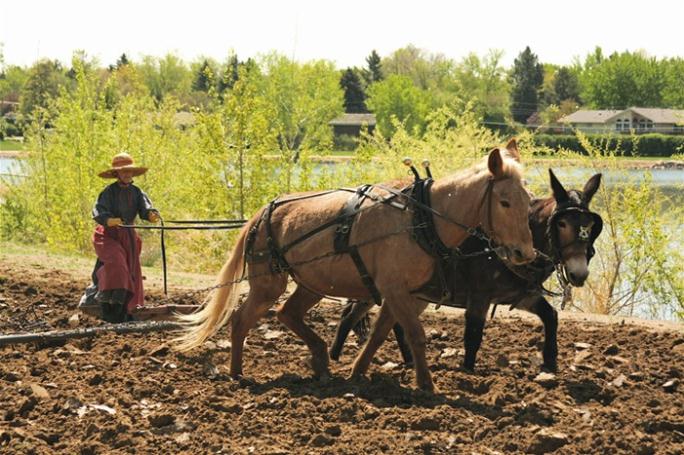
[542,202,603,308]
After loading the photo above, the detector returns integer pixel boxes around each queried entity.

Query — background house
[559,108,684,134]
[329,113,376,137]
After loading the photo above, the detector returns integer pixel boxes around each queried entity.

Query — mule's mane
[529,197,556,223]
[451,153,523,184]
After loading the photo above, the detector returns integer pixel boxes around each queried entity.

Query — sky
[1,0,682,69]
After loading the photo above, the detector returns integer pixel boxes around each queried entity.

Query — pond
[0,157,21,175]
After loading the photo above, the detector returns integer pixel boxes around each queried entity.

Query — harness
[244,186,404,303]
[243,161,500,305]
[333,184,383,304]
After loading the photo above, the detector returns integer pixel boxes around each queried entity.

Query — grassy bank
[0,240,215,291]
[0,139,25,152]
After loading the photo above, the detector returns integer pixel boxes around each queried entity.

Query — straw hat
[98,152,148,179]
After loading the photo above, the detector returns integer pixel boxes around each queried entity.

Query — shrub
[534,133,684,157]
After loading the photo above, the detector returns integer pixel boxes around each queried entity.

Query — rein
[120,218,249,296]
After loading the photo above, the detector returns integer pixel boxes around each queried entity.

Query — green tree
[138,53,192,103]
[192,59,216,92]
[363,50,383,84]
[258,54,343,162]
[660,58,684,108]
[366,74,431,136]
[553,67,581,103]
[510,46,544,123]
[382,45,455,91]
[340,68,367,113]
[0,65,29,105]
[20,59,68,120]
[108,53,130,71]
[453,50,510,126]
[116,53,129,68]
[579,50,664,108]
[218,54,240,93]
[104,62,148,109]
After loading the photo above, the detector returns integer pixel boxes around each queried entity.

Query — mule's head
[484,139,535,265]
[548,169,603,286]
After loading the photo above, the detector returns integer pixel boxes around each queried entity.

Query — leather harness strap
[333,185,383,305]
[245,185,398,304]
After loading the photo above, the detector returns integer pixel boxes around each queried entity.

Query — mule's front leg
[463,296,490,371]
[330,300,374,361]
[533,297,558,372]
[392,323,414,366]
[516,295,558,372]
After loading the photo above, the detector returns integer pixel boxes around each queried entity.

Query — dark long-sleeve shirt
[92,182,157,226]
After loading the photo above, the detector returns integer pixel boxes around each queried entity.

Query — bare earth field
[0,260,682,454]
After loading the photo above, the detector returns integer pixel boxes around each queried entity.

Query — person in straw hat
[88,152,161,323]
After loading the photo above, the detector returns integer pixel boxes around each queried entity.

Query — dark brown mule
[334,170,602,376]
[175,140,535,392]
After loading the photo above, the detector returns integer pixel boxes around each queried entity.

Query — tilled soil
[0,262,683,454]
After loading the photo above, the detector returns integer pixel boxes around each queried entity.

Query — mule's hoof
[317,371,332,383]
[348,371,366,382]
[542,362,558,373]
[232,375,257,388]
[460,364,476,374]
[417,382,436,394]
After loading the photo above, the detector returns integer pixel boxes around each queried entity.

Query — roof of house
[560,107,684,124]
[559,110,622,124]
[628,107,684,124]
[329,113,376,126]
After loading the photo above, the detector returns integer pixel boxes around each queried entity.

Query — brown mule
[175,139,535,392]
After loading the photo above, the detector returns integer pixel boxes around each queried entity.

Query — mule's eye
[558,220,567,228]
[500,200,510,208]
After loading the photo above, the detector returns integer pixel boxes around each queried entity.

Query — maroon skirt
[92,225,144,313]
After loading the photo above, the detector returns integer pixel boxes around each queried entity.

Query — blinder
[548,205,603,262]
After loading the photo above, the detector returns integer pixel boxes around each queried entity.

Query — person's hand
[148,212,160,223]
[106,217,123,227]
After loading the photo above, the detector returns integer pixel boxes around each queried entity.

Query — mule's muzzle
[567,268,589,287]
[564,257,589,286]
[495,245,536,265]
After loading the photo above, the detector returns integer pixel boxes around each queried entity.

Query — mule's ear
[505,138,521,162]
[582,173,602,205]
[549,168,569,203]
[488,148,505,179]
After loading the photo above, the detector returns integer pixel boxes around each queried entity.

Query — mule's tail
[173,216,254,352]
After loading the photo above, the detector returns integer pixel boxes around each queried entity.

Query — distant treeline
[1,46,684,141]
